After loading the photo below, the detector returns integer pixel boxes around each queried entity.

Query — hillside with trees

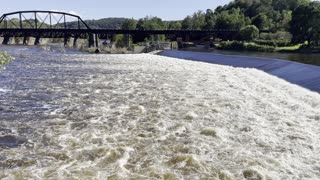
[64,18,126,29]
[119,0,320,51]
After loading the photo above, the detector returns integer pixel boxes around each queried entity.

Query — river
[160,50,320,93]
[182,48,320,66]
[0,45,320,179]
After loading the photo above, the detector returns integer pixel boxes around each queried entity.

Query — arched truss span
[0,10,90,29]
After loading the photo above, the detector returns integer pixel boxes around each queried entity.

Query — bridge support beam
[64,35,71,47]
[89,33,95,48]
[184,34,190,42]
[73,36,79,48]
[88,33,99,48]
[34,36,40,45]
[2,36,10,45]
[154,35,159,42]
[23,36,28,45]
[95,34,99,48]
[176,37,183,49]
[125,34,130,48]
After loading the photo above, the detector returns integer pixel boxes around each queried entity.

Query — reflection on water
[0,45,320,179]
[183,49,320,66]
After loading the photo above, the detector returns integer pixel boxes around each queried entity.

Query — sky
[0,0,233,20]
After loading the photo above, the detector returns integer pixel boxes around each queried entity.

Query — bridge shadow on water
[160,50,320,93]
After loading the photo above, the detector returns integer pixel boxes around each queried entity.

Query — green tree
[279,10,292,30]
[240,25,259,41]
[273,0,289,11]
[290,1,320,45]
[204,9,216,29]
[244,1,261,17]
[135,16,166,41]
[121,18,137,30]
[181,16,193,29]
[168,21,182,30]
[136,16,166,30]
[214,8,246,30]
[252,13,272,30]
[136,19,145,30]
[181,11,206,30]
[191,11,206,30]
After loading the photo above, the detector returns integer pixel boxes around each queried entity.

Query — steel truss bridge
[0,10,240,47]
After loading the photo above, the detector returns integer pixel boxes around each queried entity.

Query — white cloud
[49,10,81,16]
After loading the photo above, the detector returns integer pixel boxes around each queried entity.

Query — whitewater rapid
[0,52,319,179]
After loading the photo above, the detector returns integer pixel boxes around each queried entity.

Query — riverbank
[215,41,320,54]
[278,46,320,53]
[179,46,320,66]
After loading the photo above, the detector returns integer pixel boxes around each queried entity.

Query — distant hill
[64,18,126,29]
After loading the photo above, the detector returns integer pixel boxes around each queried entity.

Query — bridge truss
[0,10,90,30]
[0,10,243,48]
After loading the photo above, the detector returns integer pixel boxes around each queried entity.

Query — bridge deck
[0,28,239,35]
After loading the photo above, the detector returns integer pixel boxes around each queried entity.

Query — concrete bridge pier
[2,36,10,45]
[64,35,71,47]
[23,36,29,45]
[34,36,40,45]
[88,33,99,49]
[89,33,95,48]
[95,34,99,47]
[176,37,183,49]
[153,35,159,42]
[73,36,79,48]
[125,34,131,47]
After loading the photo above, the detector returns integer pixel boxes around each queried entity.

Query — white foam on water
[0,88,9,93]
[0,53,320,179]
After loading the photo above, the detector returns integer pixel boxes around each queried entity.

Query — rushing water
[0,46,320,179]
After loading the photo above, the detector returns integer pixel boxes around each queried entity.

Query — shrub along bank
[0,52,14,66]
[215,40,308,52]
[216,41,276,52]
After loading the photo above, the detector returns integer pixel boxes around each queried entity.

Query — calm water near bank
[182,48,320,66]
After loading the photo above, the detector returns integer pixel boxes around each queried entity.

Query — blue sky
[1,0,233,20]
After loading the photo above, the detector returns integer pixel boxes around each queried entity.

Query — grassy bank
[275,44,301,51]
[216,41,305,53]
[278,45,320,53]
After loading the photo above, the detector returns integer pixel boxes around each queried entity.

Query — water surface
[161,50,320,93]
[0,46,319,179]
[183,48,320,66]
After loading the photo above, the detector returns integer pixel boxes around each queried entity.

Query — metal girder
[0,28,88,38]
[0,10,90,30]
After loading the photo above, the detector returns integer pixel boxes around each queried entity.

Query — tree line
[1,0,319,47]
[121,0,320,46]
